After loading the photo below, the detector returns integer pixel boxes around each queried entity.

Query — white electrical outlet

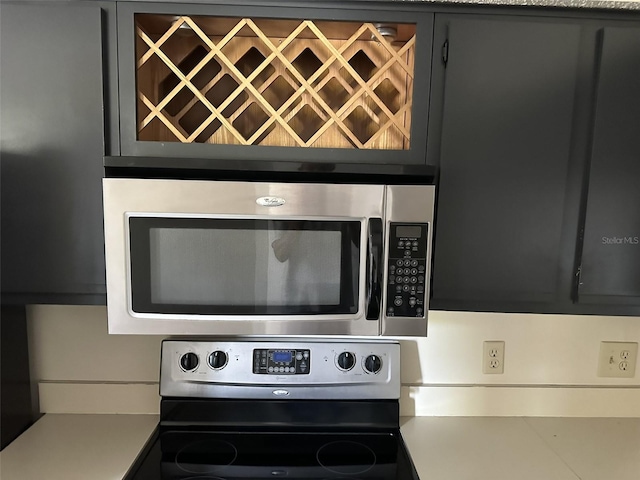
[483,341,505,374]
[597,342,638,378]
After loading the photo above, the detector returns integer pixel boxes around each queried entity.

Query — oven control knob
[180,352,199,371]
[364,355,382,374]
[337,352,356,371]
[208,350,228,370]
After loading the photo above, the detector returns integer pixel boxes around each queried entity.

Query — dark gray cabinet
[430,15,584,311]
[0,2,106,304]
[430,15,640,315]
[578,26,640,306]
[0,306,33,449]
[112,1,433,167]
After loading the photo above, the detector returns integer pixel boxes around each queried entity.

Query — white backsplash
[27,305,640,416]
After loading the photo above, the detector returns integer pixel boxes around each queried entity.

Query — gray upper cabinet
[430,14,640,315]
[112,1,434,167]
[0,2,107,304]
[578,26,640,307]
[430,15,584,312]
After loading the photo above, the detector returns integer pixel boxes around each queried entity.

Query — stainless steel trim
[160,339,401,400]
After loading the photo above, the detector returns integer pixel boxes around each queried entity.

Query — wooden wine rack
[135,14,416,150]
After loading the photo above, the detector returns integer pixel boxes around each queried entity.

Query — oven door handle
[365,218,383,320]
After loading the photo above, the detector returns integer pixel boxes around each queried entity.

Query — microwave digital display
[396,225,421,238]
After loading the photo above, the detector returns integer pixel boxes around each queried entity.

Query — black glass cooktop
[125,430,419,479]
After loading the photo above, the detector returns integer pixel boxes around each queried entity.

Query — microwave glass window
[149,228,342,306]
[129,218,361,315]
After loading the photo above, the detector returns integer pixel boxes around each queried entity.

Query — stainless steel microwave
[103,178,435,336]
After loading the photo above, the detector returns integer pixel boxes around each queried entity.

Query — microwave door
[104,179,386,335]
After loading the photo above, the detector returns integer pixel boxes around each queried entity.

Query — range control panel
[253,349,310,375]
[385,222,428,318]
[160,340,401,400]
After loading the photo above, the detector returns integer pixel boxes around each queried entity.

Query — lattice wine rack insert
[135,14,416,149]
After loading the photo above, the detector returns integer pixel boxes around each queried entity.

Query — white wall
[27,305,640,416]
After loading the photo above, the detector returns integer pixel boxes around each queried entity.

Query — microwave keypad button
[396,259,403,267]
[394,298,403,307]
[395,285,402,293]
[418,275,425,283]
[296,352,303,361]
[403,285,410,292]
[403,277,410,284]
[412,241,419,247]
[416,307,423,315]
[410,268,418,275]
[398,241,404,247]
[389,275,396,283]
[403,258,411,266]
[409,297,417,307]
[411,277,417,284]
[411,260,419,267]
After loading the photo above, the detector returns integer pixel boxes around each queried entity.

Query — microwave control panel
[385,223,428,318]
[253,349,310,375]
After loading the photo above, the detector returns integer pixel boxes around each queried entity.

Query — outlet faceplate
[483,341,505,374]
[597,342,638,378]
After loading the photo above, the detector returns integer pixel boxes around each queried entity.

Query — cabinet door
[114,2,433,167]
[430,16,582,311]
[578,27,640,308]
[0,2,106,304]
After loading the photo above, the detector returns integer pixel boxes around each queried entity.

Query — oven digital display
[253,349,310,375]
[273,351,292,363]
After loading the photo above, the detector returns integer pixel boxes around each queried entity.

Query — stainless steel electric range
[124,338,420,480]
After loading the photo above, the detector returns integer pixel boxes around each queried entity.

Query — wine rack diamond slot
[135,14,416,150]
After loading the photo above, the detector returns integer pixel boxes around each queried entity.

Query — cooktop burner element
[175,439,238,474]
[317,440,377,475]
[124,339,419,480]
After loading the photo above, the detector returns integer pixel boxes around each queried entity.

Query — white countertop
[1,414,639,479]
[401,416,640,479]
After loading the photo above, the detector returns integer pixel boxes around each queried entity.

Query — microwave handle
[365,218,383,320]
